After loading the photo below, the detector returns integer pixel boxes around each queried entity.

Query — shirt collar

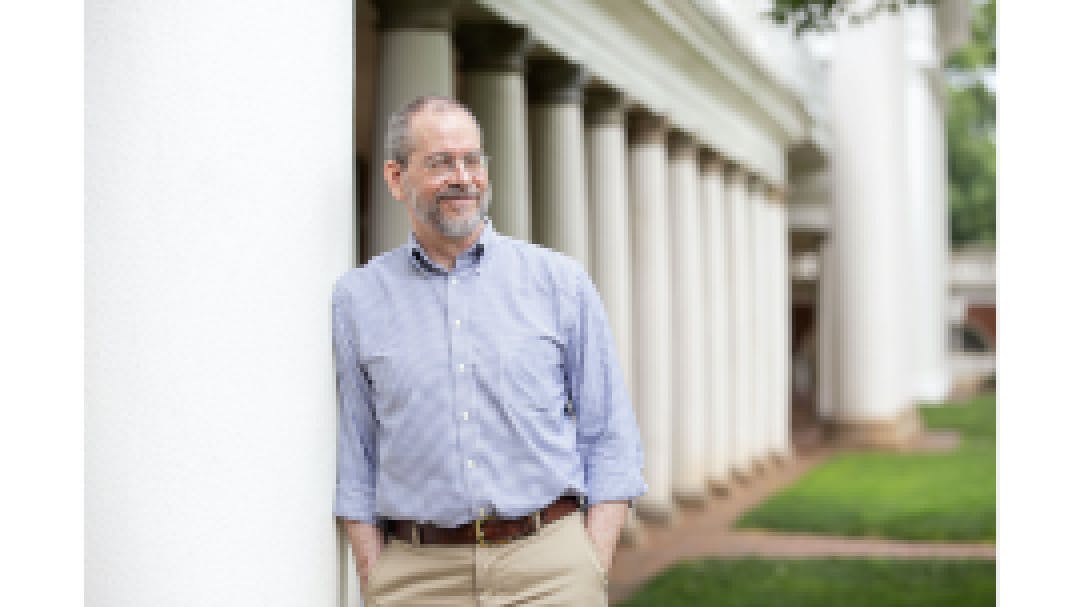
[408,219,495,274]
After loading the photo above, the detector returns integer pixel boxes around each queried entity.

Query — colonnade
[363,5,793,525]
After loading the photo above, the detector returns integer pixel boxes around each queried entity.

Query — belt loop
[532,511,542,531]
[410,523,420,546]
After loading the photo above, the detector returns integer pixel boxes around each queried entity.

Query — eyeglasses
[419,151,488,180]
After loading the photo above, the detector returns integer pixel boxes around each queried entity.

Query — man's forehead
[410,108,481,149]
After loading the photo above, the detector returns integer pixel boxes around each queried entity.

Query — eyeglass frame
[396,150,489,181]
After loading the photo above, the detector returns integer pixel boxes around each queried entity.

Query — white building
[86,1,970,604]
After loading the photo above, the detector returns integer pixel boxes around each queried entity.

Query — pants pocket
[574,514,608,580]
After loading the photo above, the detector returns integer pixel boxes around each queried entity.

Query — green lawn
[618,558,995,607]
[734,394,996,542]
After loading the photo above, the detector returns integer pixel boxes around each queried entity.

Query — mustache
[435,184,481,202]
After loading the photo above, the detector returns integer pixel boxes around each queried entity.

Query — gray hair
[384,95,482,167]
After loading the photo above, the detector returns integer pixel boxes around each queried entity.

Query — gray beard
[411,187,491,239]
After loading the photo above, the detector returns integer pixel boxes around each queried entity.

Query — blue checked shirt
[332,222,646,526]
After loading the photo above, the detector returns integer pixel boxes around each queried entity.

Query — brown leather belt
[386,496,580,546]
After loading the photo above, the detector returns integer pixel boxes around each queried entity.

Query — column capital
[455,21,530,72]
[373,0,455,32]
[746,173,768,192]
[724,161,747,180]
[527,56,587,105]
[584,85,626,126]
[699,148,726,173]
[626,109,667,145]
[667,129,697,160]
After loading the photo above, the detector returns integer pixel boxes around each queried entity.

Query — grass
[617,558,995,607]
[734,393,996,542]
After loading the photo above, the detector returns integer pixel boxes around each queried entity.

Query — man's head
[383,96,491,241]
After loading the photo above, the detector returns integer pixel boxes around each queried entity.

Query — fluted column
[528,56,589,266]
[627,110,674,523]
[700,150,733,492]
[584,86,632,381]
[456,21,531,241]
[828,5,921,445]
[366,0,456,259]
[726,166,754,477]
[585,87,643,544]
[668,131,708,505]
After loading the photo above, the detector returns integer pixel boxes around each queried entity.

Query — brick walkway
[606,441,996,604]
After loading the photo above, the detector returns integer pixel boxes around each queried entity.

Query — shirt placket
[447,266,480,521]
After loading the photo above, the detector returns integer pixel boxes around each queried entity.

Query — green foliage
[765,0,933,35]
[734,395,997,542]
[619,559,996,607]
[947,0,996,70]
[947,0,996,246]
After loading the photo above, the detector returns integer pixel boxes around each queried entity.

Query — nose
[449,158,472,182]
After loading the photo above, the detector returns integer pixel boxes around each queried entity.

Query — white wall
[86,1,354,605]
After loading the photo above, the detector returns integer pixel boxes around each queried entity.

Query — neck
[414,222,485,271]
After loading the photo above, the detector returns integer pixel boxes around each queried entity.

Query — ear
[383,159,406,201]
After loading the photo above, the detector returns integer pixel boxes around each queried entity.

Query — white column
[584,87,632,381]
[700,151,733,491]
[528,56,589,265]
[726,167,754,477]
[366,0,455,259]
[905,5,951,403]
[771,190,793,459]
[827,5,921,445]
[86,1,352,605]
[749,179,770,469]
[627,110,675,523]
[585,87,645,544]
[668,131,708,505]
[456,21,532,242]
[817,237,838,422]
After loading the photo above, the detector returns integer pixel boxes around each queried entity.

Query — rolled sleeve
[567,269,647,505]
[331,284,378,523]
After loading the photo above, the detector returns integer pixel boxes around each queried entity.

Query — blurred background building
[87,1,990,605]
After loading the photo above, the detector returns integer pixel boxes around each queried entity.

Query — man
[332,95,645,606]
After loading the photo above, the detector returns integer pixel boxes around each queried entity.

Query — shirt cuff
[333,483,376,524]
[584,469,647,506]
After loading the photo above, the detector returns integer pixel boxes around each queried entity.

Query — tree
[765,0,933,35]
[945,0,996,245]
[768,0,996,246]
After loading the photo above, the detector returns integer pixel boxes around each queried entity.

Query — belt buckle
[474,515,489,546]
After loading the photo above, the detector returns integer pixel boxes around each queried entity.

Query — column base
[634,499,677,526]
[706,477,732,497]
[672,487,708,509]
[825,407,924,449]
[769,448,793,467]
[730,464,755,486]
[751,457,771,476]
[617,510,647,547]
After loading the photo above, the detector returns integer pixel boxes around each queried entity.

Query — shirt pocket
[499,333,567,412]
[363,351,410,418]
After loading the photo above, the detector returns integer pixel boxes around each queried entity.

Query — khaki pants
[363,511,607,606]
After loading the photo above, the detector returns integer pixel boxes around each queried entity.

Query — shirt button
[450,277,458,285]
[454,319,461,329]
[457,363,465,372]
[467,459,475,469]
[462,411,469,421]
